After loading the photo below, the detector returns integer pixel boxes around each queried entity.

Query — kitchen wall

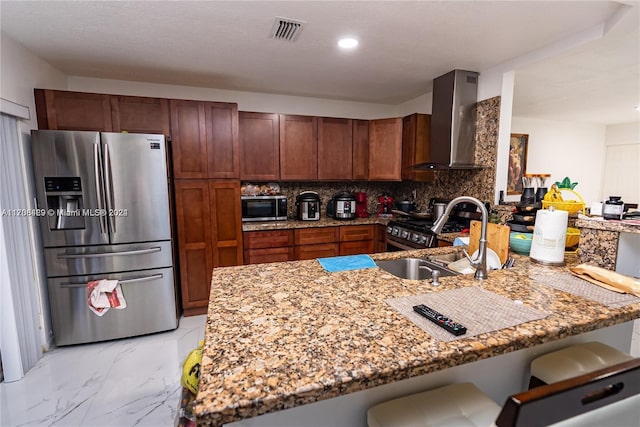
[602,122,640,204]
[510,116,607,205]
[0,34,67,350]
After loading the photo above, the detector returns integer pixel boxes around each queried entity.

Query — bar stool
[528,341,634,388]
[367,383,501,427]
[367,359,640,427]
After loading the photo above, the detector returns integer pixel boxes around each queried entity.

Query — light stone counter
[195,247,640,426]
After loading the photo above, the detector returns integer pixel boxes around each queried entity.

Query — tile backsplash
[245,96,501,219]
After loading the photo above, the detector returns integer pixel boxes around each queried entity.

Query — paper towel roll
[530,208,568,264]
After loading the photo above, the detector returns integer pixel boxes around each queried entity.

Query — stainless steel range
[386,219,467,250]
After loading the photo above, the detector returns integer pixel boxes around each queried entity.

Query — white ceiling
[1,1,638,125]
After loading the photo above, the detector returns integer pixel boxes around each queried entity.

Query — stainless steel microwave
[241,195,288,222]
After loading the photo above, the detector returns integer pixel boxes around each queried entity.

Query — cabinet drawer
[295,243,339,260]
[340,225,375,242]
[294,227,339,245]
[339,240,375,256]
[243,230,294,249]
[244,247,294,264]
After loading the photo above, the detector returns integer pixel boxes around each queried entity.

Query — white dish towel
[87,279,127,316]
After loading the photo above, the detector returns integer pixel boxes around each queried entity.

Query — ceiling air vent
[270,17,306,42]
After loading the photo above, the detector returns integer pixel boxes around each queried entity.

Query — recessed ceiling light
[338,37,358,49]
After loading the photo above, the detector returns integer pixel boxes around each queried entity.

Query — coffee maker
[355,192,368,218]
[377,194,394,218]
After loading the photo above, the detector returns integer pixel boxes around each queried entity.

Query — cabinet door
[209,181,243,267]
[340,225,375,242]
[375,224,387,253]
[368,118,402,181]
[34,89,112,131]
[402,113,435,182]
[205,102,239,179]
[294,227,339,246]
[170,100,207,178]
[339,240,375,256]
[174,180,213,315]
[318,117,353,180]
[352,119,369,180]
[110,96,170,136]
[243,230,294,249]
[244,247,295,264]
[239,112,280,181]
[295,243,339,260]
[280,114,318,180]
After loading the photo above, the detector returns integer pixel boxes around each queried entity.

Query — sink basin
[426,251,466,267]
[375,258,458,280]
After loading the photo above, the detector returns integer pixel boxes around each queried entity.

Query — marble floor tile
[0,315,206,427]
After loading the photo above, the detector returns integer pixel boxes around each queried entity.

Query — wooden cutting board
[468,220,511,265]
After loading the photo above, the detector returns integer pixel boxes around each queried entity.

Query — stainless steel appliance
[296,191,320,221]
[327,191,357,219]
[415,69,480,170]
[31,130,178,346]
[241,195,287,222]
[385,205,474,251]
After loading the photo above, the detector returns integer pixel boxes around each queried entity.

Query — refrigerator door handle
[56,247,162,259]
[93,143,107,235]
[104,143,116,234]
[59,274,164,288]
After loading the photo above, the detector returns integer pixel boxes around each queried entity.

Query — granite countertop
[576,216,640,234]
[195,248,640,426]
[242,216,389,231]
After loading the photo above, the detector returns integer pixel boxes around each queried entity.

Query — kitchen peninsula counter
[195,248,640,426]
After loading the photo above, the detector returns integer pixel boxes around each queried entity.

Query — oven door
[386,234,428,251]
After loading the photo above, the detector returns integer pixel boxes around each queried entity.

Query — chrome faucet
[430,196,489,280]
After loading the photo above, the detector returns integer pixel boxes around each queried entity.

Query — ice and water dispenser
[44,177,86,230]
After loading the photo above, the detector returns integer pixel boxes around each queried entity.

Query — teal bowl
[510,232,533,255]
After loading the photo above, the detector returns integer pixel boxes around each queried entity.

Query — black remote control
[412,304,467,336]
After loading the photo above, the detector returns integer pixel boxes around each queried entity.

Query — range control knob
[391,227,400,236]
[400,230,409,239]
[386,226,393,234]
[411,233,420,242]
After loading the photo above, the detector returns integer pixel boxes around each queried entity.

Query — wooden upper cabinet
[318,117,353,180]
[34,89,113,131]
[205,102,239,179]
[239,112,280,181]
[279,114,318,181]
[110,96,170,136]
[368,118,403,181]
[402,113,435,182]
[352,119,369,180]
[170,100,239,179]
[170,100,207,179]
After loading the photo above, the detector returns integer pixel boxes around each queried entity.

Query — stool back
[495,358,640,427]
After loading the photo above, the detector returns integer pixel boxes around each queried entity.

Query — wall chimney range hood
[414,69,480,170]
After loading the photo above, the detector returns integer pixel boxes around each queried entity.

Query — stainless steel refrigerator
[31,130,178,346]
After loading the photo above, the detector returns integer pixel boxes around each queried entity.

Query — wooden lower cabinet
[375,224,387,253]
[295,243,339,260]
[339,240,375,256]
[243,230,294,264]
[244,225,377,264]
[175,179,243,316]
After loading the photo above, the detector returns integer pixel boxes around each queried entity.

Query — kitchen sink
[375,257,458,280]
[426,251,466,267]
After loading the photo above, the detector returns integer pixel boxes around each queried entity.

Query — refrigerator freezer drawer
[48,267,178,346]
[44,241,173,277]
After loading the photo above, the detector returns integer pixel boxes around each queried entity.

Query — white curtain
[0,112,43,381]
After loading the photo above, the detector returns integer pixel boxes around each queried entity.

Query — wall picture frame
[508,133,529,195]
